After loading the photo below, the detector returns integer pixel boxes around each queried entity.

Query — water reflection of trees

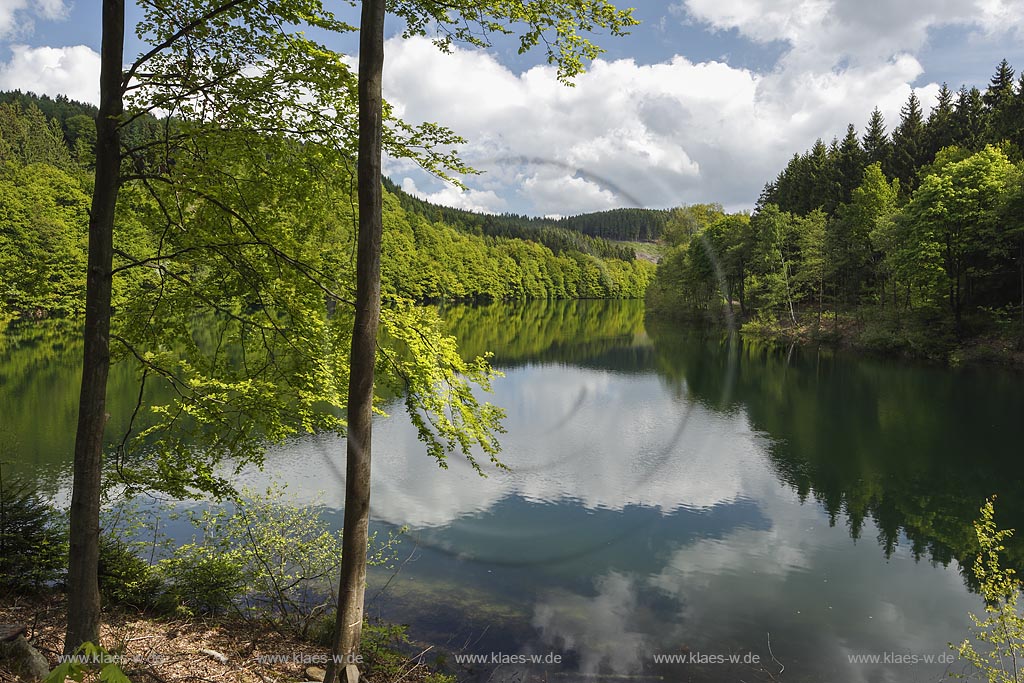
[442,299,652,371]
[7,305,1023,588]
[0,322,152,488]
[646,320,1024,587]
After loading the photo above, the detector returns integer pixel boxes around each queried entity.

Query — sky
[1,1,1023,216]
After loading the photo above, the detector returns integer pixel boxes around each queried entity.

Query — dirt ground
[0,593,435,683]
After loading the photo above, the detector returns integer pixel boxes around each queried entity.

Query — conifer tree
[836,123,866,205]
[984,59,1017,144]
[891,92,927,192]
[953,86,988,151]
[926,83,957,158]
[862,108,891,173]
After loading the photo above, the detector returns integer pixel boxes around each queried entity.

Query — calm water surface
[3,300,1023,682]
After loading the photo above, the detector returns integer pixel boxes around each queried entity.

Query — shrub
[188,484,399,636]
[98,535,164,609]
[97,483,400,628]
[953,497,1024,681]
[360,621,412,681]
[0,474,67,592]
[159,544,245,616]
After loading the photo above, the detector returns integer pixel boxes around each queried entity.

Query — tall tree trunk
[325,1,384,681]
[65,0,123,654]
[954,267,962,335]
[816,277,822,328]
[780,252,797,325]
[738,265,746,317]
[1018,236,1023,348]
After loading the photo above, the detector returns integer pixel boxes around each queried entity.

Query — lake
[3,300,1023,682]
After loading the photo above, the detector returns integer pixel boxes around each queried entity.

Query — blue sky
[2,1,1023,215]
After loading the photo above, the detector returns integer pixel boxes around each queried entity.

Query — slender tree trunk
[780,252,797,325]
[65,0,123,654]
[1018,236,1023,348]
[954,267,962,335]
[738,266,746,317]
[325,1,384,681]
[816,277,822,328]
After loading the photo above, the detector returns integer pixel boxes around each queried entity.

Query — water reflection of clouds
[241,364,983,683]
[246,365,773,528]
[533,572,648,676]
[527,491,981,683]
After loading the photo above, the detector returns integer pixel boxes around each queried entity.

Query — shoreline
[646,306,1024,370]
[0,592,454,683]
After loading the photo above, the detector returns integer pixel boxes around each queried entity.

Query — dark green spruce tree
[953,86,988,151]
[890,91,927,193]
[862,108,891,174]
[807,138,834,214]
[984,59,1017,145]
[836,123,866,205]
[926,83,957,159]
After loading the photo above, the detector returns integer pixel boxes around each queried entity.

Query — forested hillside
[0,92,654,320]
[647,59,1024,362]
[386,179,668,247]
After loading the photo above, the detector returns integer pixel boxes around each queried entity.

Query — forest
[386,182,669,248]
[3,0,1024,673]
[0,92,654,322]
[647,58,1024,361]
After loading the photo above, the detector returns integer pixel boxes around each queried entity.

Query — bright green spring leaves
[109,129,505,498]
[0,163,89,317]
[391,0,638,84]
[954,498,1024,682]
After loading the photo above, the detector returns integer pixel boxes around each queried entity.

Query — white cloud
[382,35,945,214]
[0,0,67,38]
[11,2,1018,216]
[533,573,650,676]
[380,0,1024,216]
[400,177,507,214]
[0,44,100,105]
[679,0,1024,67]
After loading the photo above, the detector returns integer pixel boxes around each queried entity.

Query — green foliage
[954,498,1024,682]
[359,621,413,681]
[98,535,164,609]
[899,145,1019,323]
[0,90,651,325]
[385,179,650,258]
[45,642,132,683]
[390,0,638,84]
[0,472,67,592]
[0,100,74,169]
[159,543,246,616]
[423,674,457,683]
[724,58,1024,357]
[0,162,89,316]
[652,67,1024,360]
[381,303,507,473]
[181,484,399,634]
[380,190,654,302]
[97,486,399,632]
